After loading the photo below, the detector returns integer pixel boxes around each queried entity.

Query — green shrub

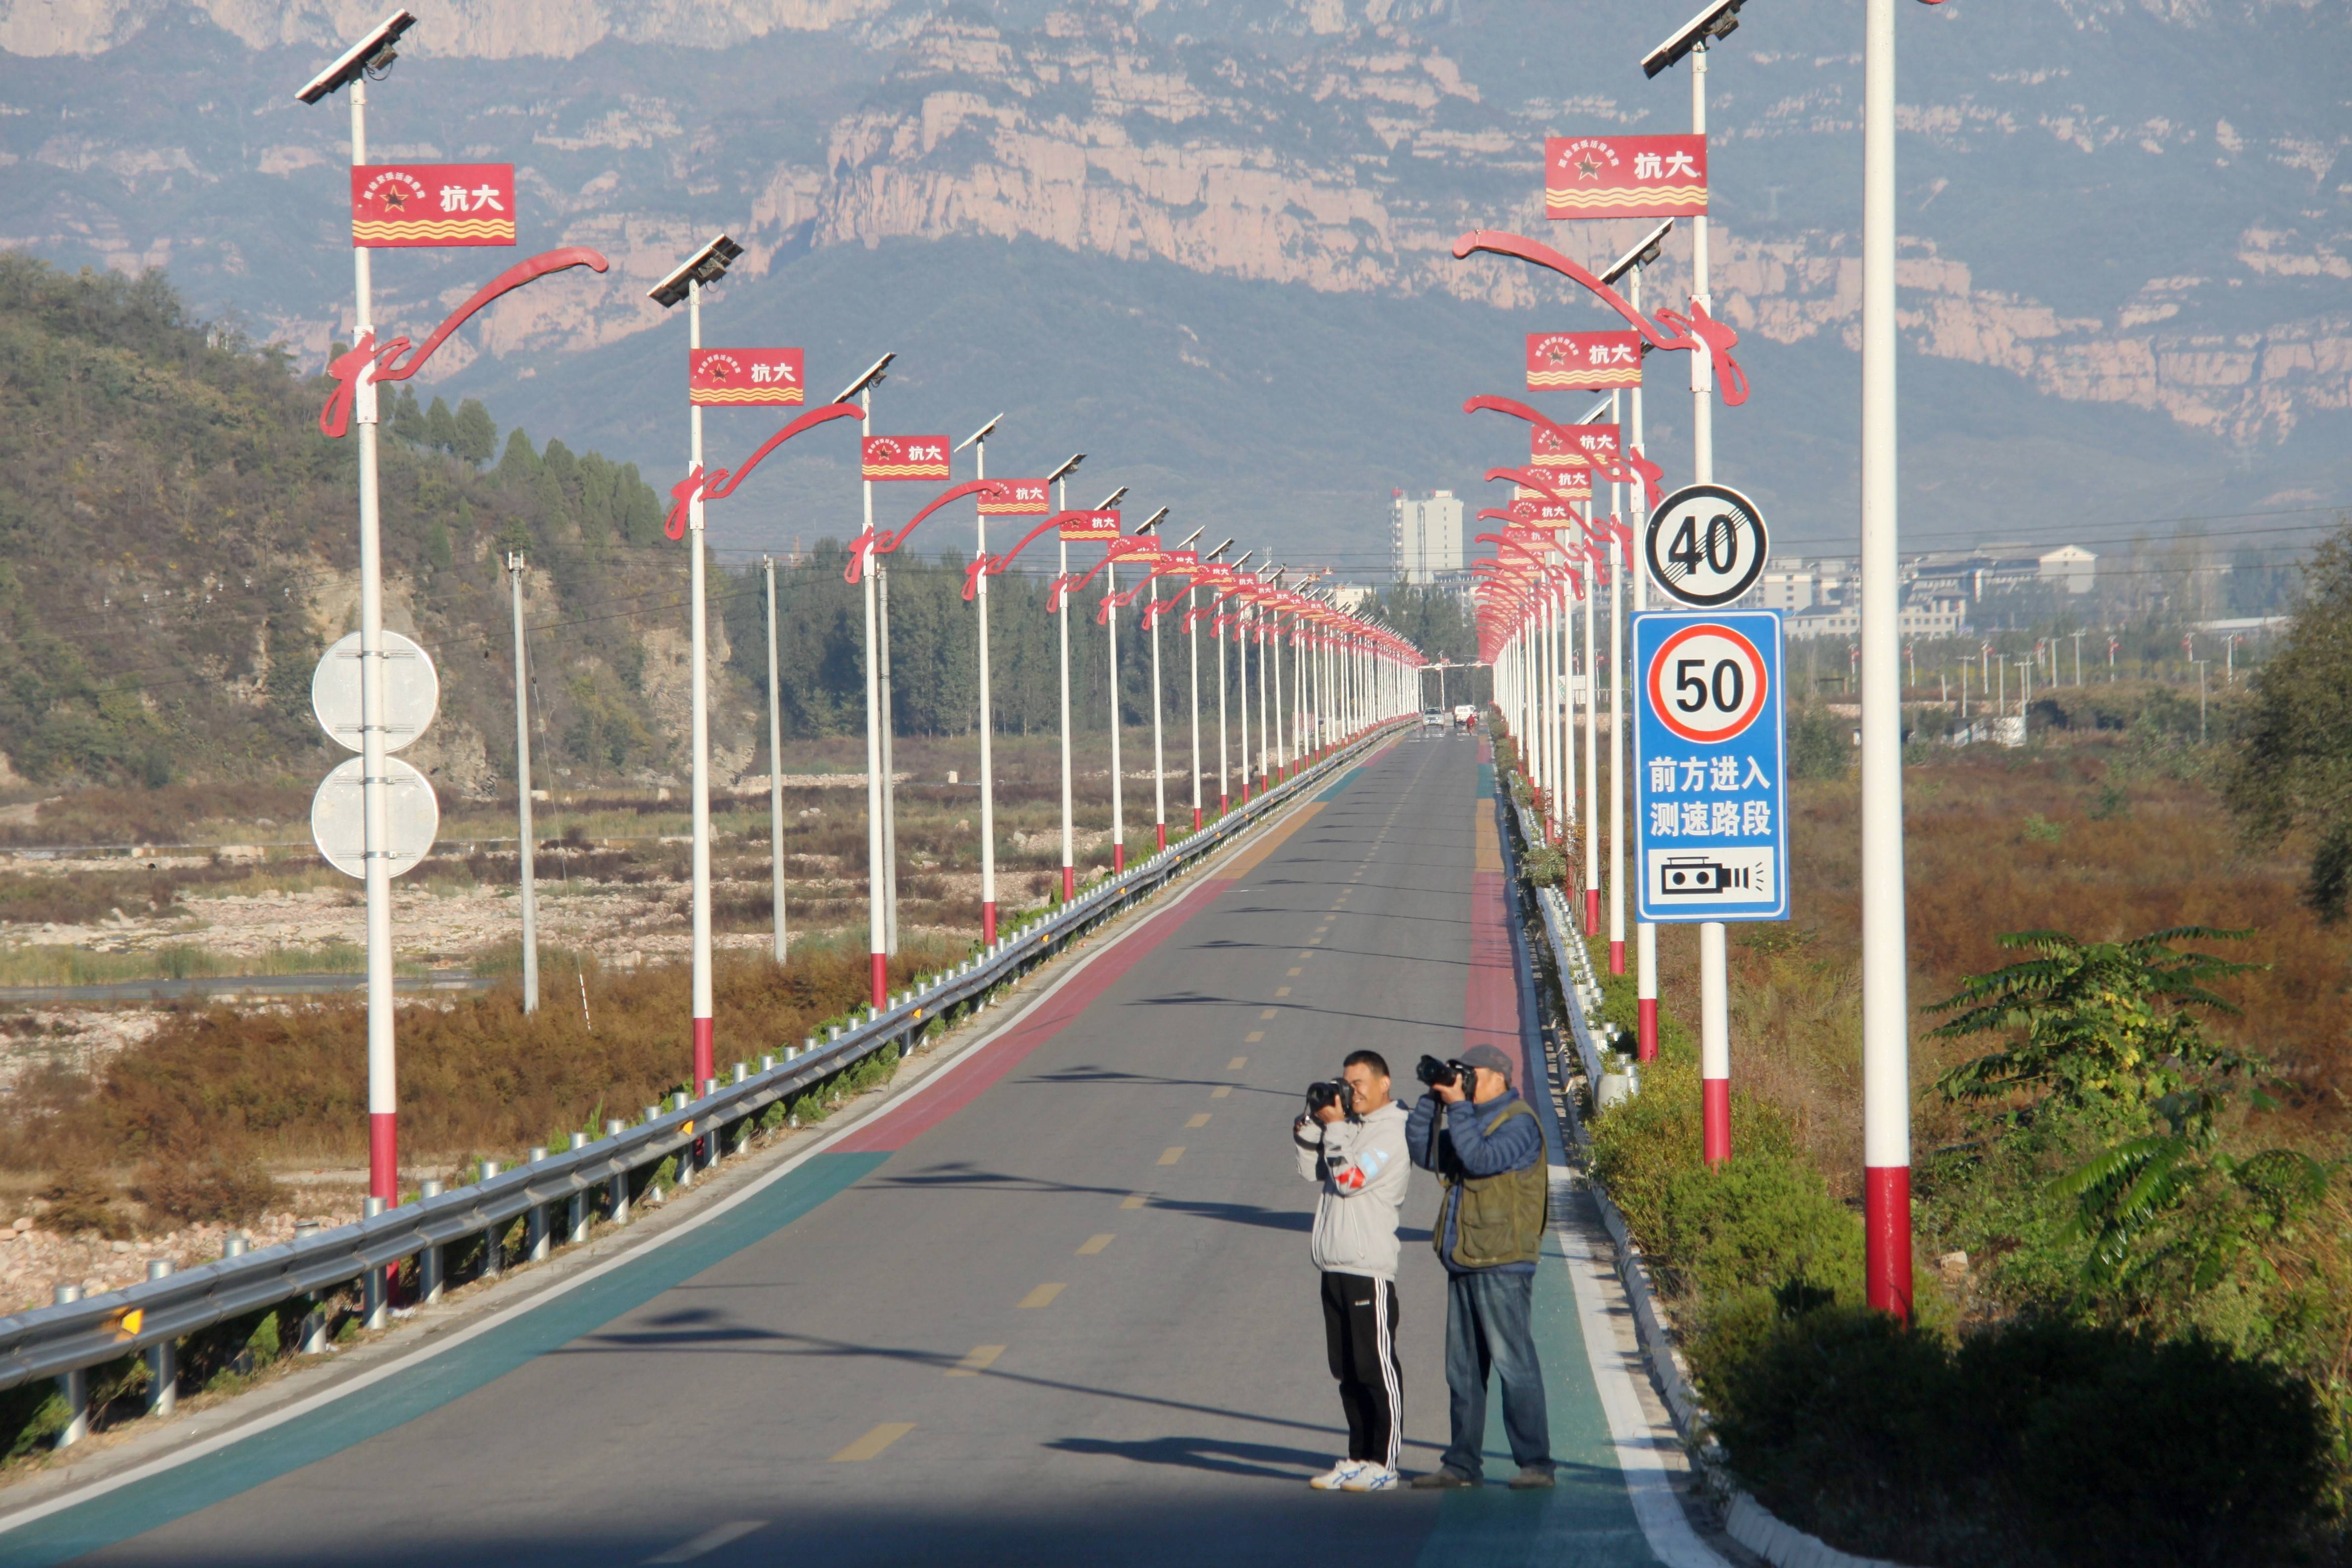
[1788,703,1852,780]
[1709,1310,2334,1568]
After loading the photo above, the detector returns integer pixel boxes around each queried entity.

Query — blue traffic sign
[1631,609,1788,923]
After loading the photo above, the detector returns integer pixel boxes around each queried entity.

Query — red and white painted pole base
[1193,806,1203,831]
[1585,887,1600,932]
[1219,793,1228,816]
[1061,865,1076,902]
[869,952,888,1009]
[1866,1168,1912,1318]
[1113,842,1126,874]
[1636,998,1658,1060]
[1702,1077,1730,1167]
[1156,822,1166,851]
[1610,939,1625,976]
[692,1017,716,1164]
[369,1114,397,1206]
[982,901,997,944]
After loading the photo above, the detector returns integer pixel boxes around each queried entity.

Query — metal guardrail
[0,721,1407,1410]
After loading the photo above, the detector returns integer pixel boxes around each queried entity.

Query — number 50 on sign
[1631,610,1789,923]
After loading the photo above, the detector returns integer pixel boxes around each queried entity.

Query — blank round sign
[312,631,438,753]
[310,755,440,880]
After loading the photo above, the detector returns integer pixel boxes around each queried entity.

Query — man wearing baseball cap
[1403,1040,1553,1489]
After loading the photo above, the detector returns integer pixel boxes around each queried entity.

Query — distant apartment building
[1727,541,2097,640]
[1391,489,1464,585]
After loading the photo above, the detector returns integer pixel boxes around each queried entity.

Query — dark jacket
[1406,1089,1546,1274]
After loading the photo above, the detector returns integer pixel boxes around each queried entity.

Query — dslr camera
[1416,1055,1474,1091]
[1304,1079,1358,1121]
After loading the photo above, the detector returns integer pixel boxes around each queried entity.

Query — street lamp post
[836,352,895,1008]
[1647,0,1751,1165]
[956,415,1002,943]
[298,7,419,1211]
[649,232,747,1129]
[1096,485,1132,877]
[1048,454,1085,902]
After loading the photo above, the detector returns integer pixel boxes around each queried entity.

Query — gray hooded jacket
[1293,1100,1411,1280]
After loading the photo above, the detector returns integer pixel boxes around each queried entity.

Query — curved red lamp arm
[321,246,610,438]
[662,402,868,541]
[846,479,1011,584]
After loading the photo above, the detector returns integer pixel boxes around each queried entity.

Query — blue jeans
[1440,1269,1551,1478]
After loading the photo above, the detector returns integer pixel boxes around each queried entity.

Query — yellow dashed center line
[1230,1054,1250,1068]
[1158,1146,1185,1166]
[831,1422,916,1462]
[1210,1085,1232,1099]
[947,1346,1004,1378]
[1018,1283,1067,1309]
[1185,1112,1212,1128]
[1076,1233,1116,1255]
[1275,986,1292,997]
[1260,1008,1277,1020]
[1121,1193,1149,1210]
[1286,967,1303,977]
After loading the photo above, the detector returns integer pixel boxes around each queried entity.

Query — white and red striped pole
[1860,0,1914,1318]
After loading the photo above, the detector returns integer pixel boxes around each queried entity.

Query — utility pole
[507,552,539,1014]
[764,554,786,964]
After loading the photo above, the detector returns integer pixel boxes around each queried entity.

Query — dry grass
[1650,735,2350,1198]
[0,935,968,1200]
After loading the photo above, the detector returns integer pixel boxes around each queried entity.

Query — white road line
[1551,1188,1732,1568]
[641,1520,767,1563]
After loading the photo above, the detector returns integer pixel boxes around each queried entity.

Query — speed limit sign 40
[1645,483,1769,608]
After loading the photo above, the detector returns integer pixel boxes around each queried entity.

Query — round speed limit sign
[1647,622,1770,744]
[1644,483,1769,607]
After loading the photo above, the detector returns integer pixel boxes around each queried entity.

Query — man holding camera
[1405,1042,1554,1490]
[1292,1049,1411,1493]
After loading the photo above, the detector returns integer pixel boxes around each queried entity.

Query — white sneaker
[1309,1459,1369,1490]
[1341,1466,1399,1493]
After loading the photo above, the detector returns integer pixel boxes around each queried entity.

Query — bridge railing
[0,719,1408,1438]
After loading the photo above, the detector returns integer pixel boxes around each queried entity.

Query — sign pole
[765,555,787,964]
[508,550,539,1014]
[349,76,399,1207]
[1861,0,1913,1320]
[879,555,899,956]
[1217,597,1231,814]
[1689,41,1733,1166]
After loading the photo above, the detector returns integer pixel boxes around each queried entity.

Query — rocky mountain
[2,0,2346,565]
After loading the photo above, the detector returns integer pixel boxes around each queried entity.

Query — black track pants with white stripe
[1321,1270,1402,1470]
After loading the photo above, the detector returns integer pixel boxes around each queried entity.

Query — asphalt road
[5,731,1695,1568]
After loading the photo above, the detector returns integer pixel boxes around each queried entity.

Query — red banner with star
[979,478,1051,515]
[1543,136,1707,220]
[351,163,516,247]
[861,436,950,481]
[689,349,804,406]
[1525,331,1644,390]
[1059,510,1123,541]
